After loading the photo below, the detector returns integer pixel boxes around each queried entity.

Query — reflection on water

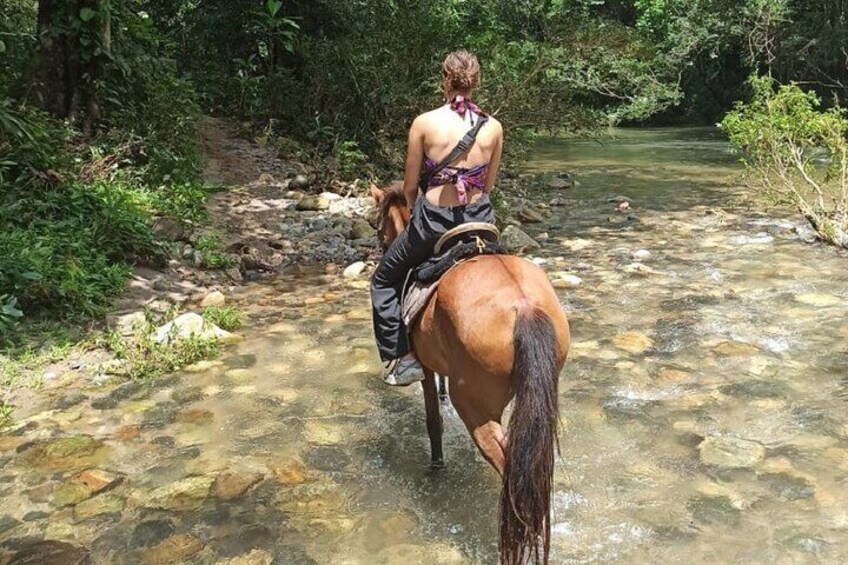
[2,128,848,564]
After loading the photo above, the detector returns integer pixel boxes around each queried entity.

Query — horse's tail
[499,308,560,565]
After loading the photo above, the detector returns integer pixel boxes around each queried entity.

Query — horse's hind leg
[450,385,508,476]
[422,368,444,467]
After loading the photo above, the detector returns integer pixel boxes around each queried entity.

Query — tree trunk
[27,0,110,134]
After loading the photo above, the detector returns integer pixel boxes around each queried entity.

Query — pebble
[632,249,652,260]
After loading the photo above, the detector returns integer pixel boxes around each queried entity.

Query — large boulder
[154,313,240,345]
[500,226,540,254]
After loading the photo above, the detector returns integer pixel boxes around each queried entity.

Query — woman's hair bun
[442,50,480,92]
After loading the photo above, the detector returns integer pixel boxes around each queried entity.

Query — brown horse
[371,183,570,565]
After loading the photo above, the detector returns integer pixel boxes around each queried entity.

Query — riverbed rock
[7,540,90,565]
[794,293,841,307]
[19,435,109,472]
[214,471,264,500]
[144,474,215,511]
[53,468,124,507]
[200,291,226,308]
[551,272,583,289]
[154,313,239,345]
[107,311,147,337]
[221,549,274,565]
[152,216,187,241]
[549,175,574,190]
[698,436,766,468]
[712,341,760,357]
[343,261,368,279]
[131,520,176,548]
[501,226,540,254]
[73,493,124,520]
[612,332,654,354]
[349,219,374,240]
[329,196,376,218]
[141,535,204,565]
[632,249,652,260]
[518,206,544,224]
[268,458,315,486]
[289,174,311,190]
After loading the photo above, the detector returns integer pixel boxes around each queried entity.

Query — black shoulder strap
[419,115,489,191]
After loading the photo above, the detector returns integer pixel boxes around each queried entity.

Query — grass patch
[202,306,243,331]
[106,316,221,381]
[0,400,13,430]
[195,234,236,270]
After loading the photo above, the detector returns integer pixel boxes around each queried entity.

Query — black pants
[370,195,495,361]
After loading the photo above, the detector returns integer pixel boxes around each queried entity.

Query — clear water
[2,128,847,564]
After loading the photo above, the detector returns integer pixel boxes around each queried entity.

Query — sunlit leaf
[79,7,97,22]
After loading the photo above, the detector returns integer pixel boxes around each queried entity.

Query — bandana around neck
[449,95,484,118]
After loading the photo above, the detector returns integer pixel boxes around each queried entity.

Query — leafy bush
[722,76,848,248]
[194,234,236,270]
[203,306,244,332]
[107,321,220,381]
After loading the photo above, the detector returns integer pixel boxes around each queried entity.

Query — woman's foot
[383,354,425,386]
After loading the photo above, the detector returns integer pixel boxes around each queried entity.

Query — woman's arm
[484,121,504,193]
[403,117,426,209]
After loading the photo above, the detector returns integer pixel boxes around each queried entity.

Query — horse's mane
[379,182,407,218]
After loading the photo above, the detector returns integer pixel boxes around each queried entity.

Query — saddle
[401,222,505,328]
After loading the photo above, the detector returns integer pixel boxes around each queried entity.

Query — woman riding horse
[370,50,504,385]
[370,51,571,564]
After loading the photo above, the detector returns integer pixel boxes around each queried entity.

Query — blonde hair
[441,50,481,93]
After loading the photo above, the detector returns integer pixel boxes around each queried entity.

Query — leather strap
[418,115,489,191]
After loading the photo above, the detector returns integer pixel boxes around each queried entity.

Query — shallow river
[2,128,848,564]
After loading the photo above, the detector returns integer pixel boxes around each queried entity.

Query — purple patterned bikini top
[422,95,490,205]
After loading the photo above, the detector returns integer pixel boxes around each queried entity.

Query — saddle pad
[402,279,441,328]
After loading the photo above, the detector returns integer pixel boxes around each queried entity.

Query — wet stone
[699,436,766,468]
[150,436,175,448]
[712,341,760,357]
[759,473,815,501]
[222,549,274,565]
[73,494,124,521]
[214,471,264,500]
[269,458,315,486]
[53,393,87,411]
[52,468,124,508]
[6,540,89,565]
[305,445,351,472]
[22,511,50,522]
[92,381,145,410]
[172,386,204,405]
[130,519,176,548]
[115,425,141,442]
[224,354,258,370]
[18,435,108,472]
[140,534,204,565]
[144,474,215,511]
[211,525,275,559]
[687,495,741,526]
[141,403,179,428]
[721,379,788,399]
[0,515,20,534]
[612,332,654,354]
[176,409,214,425]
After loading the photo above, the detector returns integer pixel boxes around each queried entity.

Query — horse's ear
[370,183,383,204]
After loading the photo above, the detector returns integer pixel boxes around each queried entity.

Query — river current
[1,128,847,564]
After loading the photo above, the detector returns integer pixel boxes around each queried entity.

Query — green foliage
[194,234,236,270]
[202,306,243,332]
[106,320,220,381]
[0,400,13,430]
[722,76,848,247]
[0,4,207,337]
